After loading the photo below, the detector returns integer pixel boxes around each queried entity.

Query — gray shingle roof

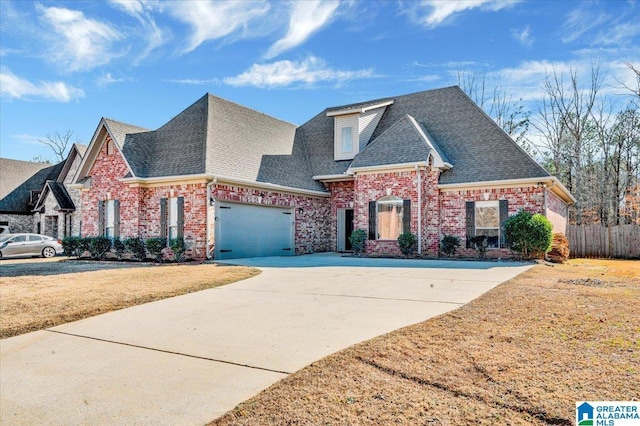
[362,86,549,183]
[0,162,64,214]
[120,94,298,181]
[0,159,51,199]
[350,115,434,169]
[106,86,550,192]
[33,181,75,212]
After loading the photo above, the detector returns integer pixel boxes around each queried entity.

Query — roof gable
[74,118,147,184]
[0,159,51,199]
[32,181,75,212]
[0,162,63,214]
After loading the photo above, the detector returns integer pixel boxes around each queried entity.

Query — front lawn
[0,260,260,339]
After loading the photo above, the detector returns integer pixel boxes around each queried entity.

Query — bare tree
[37,130,79,163]
[538,64,603,224]
[457,70,532,152]
[616,63,640,99]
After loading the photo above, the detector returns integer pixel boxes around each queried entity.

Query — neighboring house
[0,158,51,233]
[0,144,87,237]
[72,86,574,260]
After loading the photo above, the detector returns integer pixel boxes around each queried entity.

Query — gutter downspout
[416,163,422,255]
[206,178,217,259]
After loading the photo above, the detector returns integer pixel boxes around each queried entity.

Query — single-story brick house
[0,144,86,237]
[72,86,574,259]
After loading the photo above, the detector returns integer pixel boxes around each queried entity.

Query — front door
[337,208,354,252]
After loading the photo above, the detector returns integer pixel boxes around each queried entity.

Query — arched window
[377,195,404,240]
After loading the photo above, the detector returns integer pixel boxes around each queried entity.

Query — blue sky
[1,0,639,162]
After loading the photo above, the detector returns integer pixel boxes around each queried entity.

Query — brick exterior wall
[353,169,421,256]
[326,181,355,251]
[81,136,142,238]
[79,134,569,260]
[546,189,568,234]
[211,184,330,255]
[439,185,545,258]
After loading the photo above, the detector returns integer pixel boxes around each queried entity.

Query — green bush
[470,235,488,259]
[88,236,111,260]
[349,229,367,255]
[124,237,146,260]
[78,237,91,257]
[145,237,167,263]
[397,232,417,255]
[504,210,553,259]
[113,238,126,259]
[61,236,80,257]
[440,235,461,257]
[170,237,186,262]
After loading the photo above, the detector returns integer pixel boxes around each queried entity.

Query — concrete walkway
[1,254,532,425]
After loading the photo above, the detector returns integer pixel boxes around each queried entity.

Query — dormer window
[341,126,353,153]
[328,100,394,161]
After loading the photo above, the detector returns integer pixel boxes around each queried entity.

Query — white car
[0,233,64,259]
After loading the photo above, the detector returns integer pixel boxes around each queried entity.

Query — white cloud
[562,6,610,44]
[97,73,135,87]
[36,4,123,72]
[167,0,270,53]
[264,0,340,59]
[108,0,167,63]
[0,67,84,102]
[595,21,640,46]
[512,25,533,47]
[407,0,519,28]
[223,56,374,88]
[165,78,220,85]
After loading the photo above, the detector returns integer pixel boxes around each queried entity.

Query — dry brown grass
[212,259,640,426]
[0,260,259,339]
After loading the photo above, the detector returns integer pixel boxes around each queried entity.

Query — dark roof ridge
[325,86,460,113]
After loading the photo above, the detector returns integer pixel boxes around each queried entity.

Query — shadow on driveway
[214,252,532,269]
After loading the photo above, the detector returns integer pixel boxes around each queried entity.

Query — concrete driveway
[1,253,532,425]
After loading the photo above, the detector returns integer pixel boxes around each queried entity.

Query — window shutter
[98,200,105,236]
[160,198,167,239]
[177,196,184,239]
[465,201,475,248]
[368,201,376,240]
[402,199,411,234]
[499,200,508,248]
[113,199,120,238]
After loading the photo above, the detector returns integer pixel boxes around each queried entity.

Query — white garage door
[215,202,294,259]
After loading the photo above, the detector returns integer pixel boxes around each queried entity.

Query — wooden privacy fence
[566,224,640,259]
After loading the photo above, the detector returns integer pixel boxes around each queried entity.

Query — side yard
[212,259,639,425]
[0,259,259,339]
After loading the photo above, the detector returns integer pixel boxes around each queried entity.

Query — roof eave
[326,100,394,117]
[438,176,576,204]
[312,174,354,182]
[347,161,429,174]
